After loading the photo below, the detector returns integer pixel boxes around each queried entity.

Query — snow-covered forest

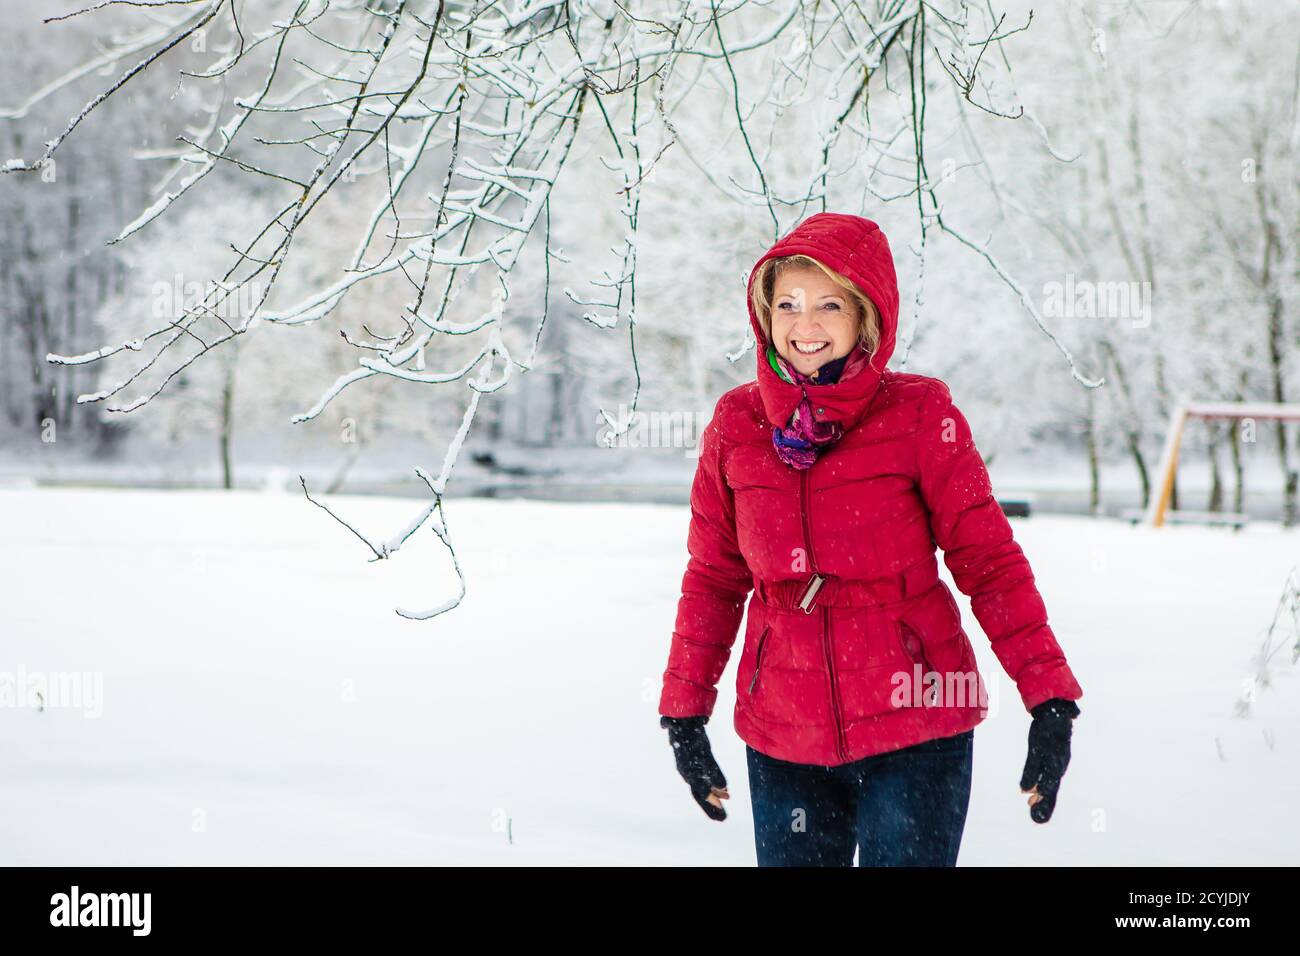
[1,0,1298,869]
[1,0,1296,518]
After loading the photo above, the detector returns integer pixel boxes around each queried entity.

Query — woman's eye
[822,302,841,311]
[776,301,793,311]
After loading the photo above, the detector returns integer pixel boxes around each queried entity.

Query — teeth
[795,341,828,354]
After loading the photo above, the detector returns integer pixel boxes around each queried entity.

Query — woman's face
[769,264,861,378]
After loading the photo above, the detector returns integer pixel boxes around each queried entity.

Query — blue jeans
[746,729,974,866]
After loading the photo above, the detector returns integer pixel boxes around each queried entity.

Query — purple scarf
[768,343,870,469]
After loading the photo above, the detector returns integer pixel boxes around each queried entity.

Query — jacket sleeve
[658,402,754,719]
[914,379,1083,713]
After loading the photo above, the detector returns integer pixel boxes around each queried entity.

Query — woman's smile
[792,340,830,354]
[770,263,861,376]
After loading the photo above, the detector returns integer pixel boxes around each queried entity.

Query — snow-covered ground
[1,485,1296,865]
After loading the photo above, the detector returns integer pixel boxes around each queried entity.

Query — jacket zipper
[801,463,849,763]
[748,625,772,694]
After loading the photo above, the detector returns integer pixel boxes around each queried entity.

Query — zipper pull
[799,573,825,614]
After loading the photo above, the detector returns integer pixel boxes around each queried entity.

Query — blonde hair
[750,254,880,356]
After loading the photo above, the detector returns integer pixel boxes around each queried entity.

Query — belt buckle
[798,573,825,613]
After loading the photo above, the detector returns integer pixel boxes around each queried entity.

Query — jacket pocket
[896,620,930,672]
[896,620,938,707]
[747,624,772,695]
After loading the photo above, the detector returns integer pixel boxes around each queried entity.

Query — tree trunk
[1206,423,1223,513]
[1085,388,1100,515]
[1101,340,1151,507]
[1126,430,1151,510]
[1230,418,1245,515]
[220,358,235,490]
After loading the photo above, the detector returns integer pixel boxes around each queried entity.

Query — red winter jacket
[658,212,1083,766]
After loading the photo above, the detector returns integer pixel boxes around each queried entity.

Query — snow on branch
[1233,566,1300,719]
[5,0,1096,618]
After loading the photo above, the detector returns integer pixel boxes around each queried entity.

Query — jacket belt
[753,562,939,612]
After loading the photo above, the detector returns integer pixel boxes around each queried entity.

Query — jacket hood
[745,212,899,433]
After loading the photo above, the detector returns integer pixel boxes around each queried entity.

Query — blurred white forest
[0,0,1295,520]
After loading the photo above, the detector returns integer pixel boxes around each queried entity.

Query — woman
[658,212,1083,867]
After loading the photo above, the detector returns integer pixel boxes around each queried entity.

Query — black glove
[660,715,729,821]
[1020,697,1080,824]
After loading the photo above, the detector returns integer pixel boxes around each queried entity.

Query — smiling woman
[657,211,1083,867]
[749,254,882,382]
[746,252,887,471]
